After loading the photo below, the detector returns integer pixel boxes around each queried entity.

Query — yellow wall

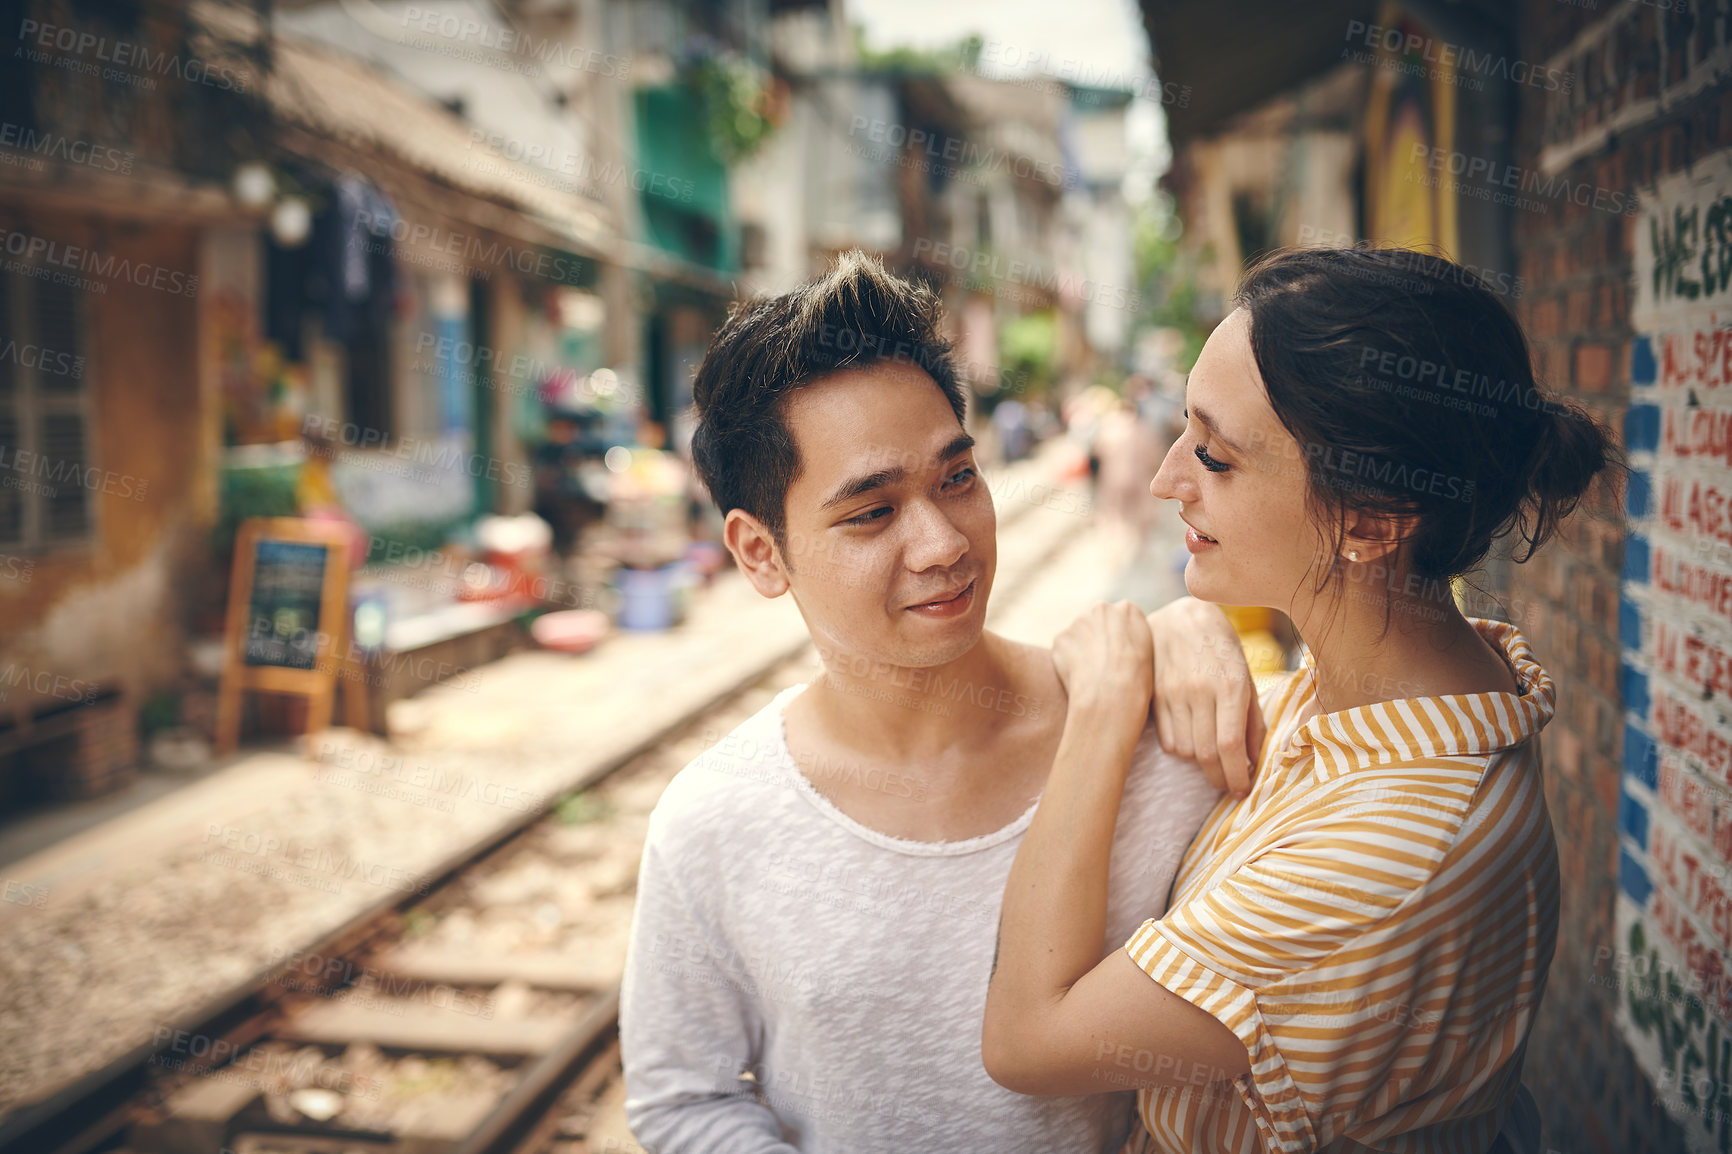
[0,208,213,713]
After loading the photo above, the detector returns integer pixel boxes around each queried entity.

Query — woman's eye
[844,506,891,526]
[1194,443,1230,473]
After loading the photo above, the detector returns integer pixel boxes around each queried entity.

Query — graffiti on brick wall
[1620,146,1732,1153]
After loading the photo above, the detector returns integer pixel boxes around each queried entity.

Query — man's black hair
[691,251,967,553]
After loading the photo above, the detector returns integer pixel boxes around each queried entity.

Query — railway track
[0,461,1095,1154]
[4,654,813,1154]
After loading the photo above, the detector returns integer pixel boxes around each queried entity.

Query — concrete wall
[0,207,211,718]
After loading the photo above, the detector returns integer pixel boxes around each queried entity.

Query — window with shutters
[0,264,93,549]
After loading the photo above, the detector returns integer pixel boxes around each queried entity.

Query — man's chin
[888,611,988,669]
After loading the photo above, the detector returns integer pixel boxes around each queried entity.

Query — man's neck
[803,631,1048,764]
[781,630,1066,841]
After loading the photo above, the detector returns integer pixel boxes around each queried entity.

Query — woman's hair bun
[1512,399,1619,562]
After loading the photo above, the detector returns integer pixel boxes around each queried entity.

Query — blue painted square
[1624,403,1660,452]
[1622,534,1650,585]
[1623,664,1651,717]
[1619,786,1650,849]
[1626,469,1651,520]
[1620,846,1654,905]
[1631,335,1657,387]
[1620,595,1643,650]
[1624,723,1658,790]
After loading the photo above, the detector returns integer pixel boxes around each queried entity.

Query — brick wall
[1510,3,1726,1150]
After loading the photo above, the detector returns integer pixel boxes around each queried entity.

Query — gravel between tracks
[0,459,1095,1130]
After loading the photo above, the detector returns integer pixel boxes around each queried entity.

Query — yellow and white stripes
[1129,619,1558,1153]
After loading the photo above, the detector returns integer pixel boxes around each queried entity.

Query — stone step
[229,1136,394,1154]
[373,945,626,992]
[279,998,583,1056]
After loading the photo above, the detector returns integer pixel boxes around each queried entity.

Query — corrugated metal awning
[1139,0,1375,144]
[266,33,616,259]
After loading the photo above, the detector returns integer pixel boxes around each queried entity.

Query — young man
[619,253,1250,1153]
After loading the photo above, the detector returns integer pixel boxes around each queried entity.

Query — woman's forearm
[986,700,1143,1042]
[983,602,1242,1097]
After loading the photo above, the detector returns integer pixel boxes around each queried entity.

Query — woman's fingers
[1160,688,1193,759]
[1215,682,1252,798]
[1168,659,1265,798]
[1146,596,1264,793]
[1190,701,1223,790]
[1161,664,1230,790]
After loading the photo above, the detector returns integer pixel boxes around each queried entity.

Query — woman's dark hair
[691,251,965,552]
[1234,246,1620,583]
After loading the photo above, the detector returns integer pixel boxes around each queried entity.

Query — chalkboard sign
[216,518,363,753]
[243,540,329,670]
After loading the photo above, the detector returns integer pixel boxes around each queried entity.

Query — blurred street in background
[0,1,1193,1135]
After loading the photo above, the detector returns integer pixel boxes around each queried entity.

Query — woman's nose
[1149,440,1195,502]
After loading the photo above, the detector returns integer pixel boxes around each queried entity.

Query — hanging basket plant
[686,53,780,164]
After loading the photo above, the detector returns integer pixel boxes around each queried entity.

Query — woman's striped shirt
[1128,618,1559,1153]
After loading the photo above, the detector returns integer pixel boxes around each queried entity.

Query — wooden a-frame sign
[216,517,366,753]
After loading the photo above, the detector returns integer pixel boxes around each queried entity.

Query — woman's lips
[1184,525,1219,554]
[906,579,977,618]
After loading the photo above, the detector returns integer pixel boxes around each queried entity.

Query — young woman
[982,247,1616,1153]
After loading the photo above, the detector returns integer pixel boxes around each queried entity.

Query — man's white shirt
[620,684,1221,1154]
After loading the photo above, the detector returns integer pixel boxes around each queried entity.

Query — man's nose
[903,498,969,572]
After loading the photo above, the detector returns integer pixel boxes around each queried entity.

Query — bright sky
[849,0,1151,86]
[850,0,1168,192]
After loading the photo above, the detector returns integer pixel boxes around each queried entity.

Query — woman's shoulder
[1265,740,1551,909]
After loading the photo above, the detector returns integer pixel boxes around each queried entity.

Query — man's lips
[906,579,976,611]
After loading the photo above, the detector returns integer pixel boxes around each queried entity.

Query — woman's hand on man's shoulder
[1147,597,1266,799]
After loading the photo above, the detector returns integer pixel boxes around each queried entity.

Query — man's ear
[723,509,791,598]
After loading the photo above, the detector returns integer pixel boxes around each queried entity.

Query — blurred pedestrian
[1092,394,1165,568]
[992,397,1033,463]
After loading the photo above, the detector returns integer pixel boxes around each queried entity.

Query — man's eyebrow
[820,433,978,511]
[938,432,977,463]
[1190,406,1245,456]
[822,464,905,510]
